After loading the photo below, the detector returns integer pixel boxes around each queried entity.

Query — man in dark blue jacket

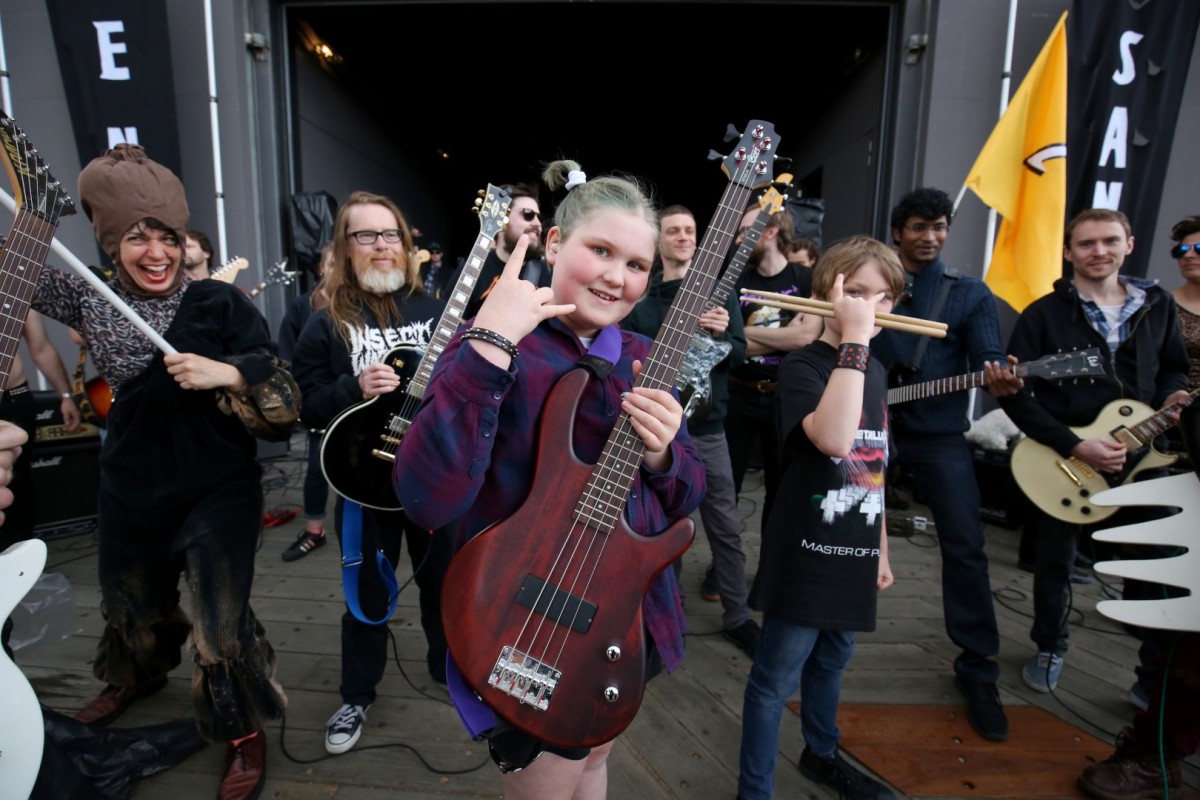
[872,188,1019,743]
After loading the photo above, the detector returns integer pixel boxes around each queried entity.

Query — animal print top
[33,266,186,396]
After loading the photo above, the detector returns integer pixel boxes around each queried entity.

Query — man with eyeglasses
[460,181,550,319]
[290,191,452,756]
[871,187,1020,745]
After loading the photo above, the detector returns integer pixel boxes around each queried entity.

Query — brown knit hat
[78,144,189,293]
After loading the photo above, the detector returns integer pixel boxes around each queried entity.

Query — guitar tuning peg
[707,149,724,162]
[723,123,741,142]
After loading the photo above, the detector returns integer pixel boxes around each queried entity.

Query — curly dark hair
[889,188,954,233]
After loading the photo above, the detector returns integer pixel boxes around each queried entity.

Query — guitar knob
[605,645,621,662]
[604,686,620,702]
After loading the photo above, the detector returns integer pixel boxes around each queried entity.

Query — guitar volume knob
[605,646,621,662]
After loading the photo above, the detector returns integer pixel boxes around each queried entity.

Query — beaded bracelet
[835,342,869,372]
[462,327,519,359]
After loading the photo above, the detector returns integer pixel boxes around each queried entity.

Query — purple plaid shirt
[393,317,705,671]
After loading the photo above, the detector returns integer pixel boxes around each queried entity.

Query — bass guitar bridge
[489,645,560,711]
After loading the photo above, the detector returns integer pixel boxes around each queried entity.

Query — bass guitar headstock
[710,120,779,190]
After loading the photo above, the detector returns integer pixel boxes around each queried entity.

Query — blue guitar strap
[340,499,400,625]
[444,323,624,740]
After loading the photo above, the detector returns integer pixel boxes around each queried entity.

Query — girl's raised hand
[473,235,575,346]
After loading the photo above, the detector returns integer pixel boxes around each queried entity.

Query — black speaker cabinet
[32,397,102,538]
[972,446,1031,529]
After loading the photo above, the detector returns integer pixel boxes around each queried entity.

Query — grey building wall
[0,0,1197,386]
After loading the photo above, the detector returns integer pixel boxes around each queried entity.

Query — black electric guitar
[1011,386,1200,524]
[886,348,1103,405]
[245,258,296,299]
[320,185,512,510]
[0,110,77,800]
[442,122,779,748]
[678,175,791,421]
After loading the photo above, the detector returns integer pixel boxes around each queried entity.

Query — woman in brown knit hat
[32,144,299,800]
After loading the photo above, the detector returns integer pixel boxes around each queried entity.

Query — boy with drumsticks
[737,235,905,800]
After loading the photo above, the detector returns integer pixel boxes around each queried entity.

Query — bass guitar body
[320,345,423,511]
[441,369,695,748]
[1010,398,1178,524]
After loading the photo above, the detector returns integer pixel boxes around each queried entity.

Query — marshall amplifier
[32,391,101,539]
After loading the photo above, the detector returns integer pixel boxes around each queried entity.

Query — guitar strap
[444,322,624,741]
[339,500,400,625]
[907,268,958,372]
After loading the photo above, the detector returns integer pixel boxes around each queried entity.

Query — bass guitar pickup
[516,573,596,634]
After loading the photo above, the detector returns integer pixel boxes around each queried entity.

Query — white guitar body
[1010,397,1181,524]
[1090,472,1200,632]
[0,539,48,799]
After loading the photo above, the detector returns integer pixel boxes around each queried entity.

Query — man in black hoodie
[1000,208,1190,701]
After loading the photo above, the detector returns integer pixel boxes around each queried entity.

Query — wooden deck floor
[15,431,1200,799]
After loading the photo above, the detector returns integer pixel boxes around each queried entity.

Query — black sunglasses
[1171,242,1200,259]
[516,208,541,222]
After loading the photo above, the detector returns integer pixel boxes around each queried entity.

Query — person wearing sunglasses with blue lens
[1170,215,1200,389]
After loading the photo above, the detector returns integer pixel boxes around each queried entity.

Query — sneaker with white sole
[324,703,368,754]
[1022,651,1064,692]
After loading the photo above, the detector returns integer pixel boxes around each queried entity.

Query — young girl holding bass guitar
[394,160,705,799]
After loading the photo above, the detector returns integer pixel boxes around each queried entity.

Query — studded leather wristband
[462,327,519,359]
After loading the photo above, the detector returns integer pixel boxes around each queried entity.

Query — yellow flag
[965,11,1068,312]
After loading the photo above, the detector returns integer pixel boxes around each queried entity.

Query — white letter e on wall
[94,21,131,80]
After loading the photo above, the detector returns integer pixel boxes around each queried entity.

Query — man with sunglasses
[460,181,550,319]
[871,187,1020,745]
[999,208,1190,718]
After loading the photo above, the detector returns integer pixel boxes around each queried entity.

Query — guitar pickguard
[677,333,732,419]
[1010,398,1180,524]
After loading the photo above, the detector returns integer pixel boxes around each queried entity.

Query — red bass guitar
[441,121,781,748]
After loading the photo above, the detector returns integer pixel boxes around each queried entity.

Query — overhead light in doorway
[298,21,342,65]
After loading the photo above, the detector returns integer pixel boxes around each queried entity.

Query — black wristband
[462,327,519,359]
[836,342,869,372]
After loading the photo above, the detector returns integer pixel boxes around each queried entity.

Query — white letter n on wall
[94,21,131,80]
[106,127,139,148]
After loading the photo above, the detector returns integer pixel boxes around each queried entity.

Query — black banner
[1067,0,1200,277]
[45,0,182,178]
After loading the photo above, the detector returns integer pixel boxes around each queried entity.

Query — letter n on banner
[1065,0,1200,278]
[45,0,183,180]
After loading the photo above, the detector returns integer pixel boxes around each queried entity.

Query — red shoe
[218,733,267,800]
[74,676,168,726]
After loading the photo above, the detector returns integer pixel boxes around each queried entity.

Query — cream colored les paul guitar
[1010,386,1200,524]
